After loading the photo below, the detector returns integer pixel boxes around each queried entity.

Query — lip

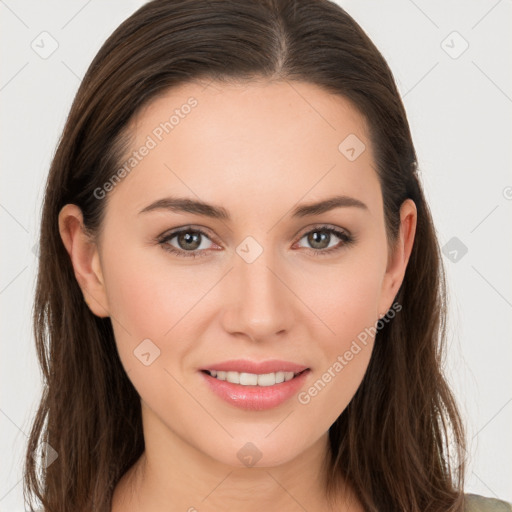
[200,359,309,374]
[199,363,311,411]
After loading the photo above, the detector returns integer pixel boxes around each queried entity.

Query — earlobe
[378,199,417,316]
[58,204,110,318]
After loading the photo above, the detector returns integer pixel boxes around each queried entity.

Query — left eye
[295,226,353,253]
[157,225,354,258]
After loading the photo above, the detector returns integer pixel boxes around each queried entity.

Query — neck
[111,403,361,512]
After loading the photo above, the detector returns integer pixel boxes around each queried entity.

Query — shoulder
[465,493,512,512]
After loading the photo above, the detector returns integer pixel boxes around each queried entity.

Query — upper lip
[201,359,309,374]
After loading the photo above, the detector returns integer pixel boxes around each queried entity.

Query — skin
[59,79,416,512]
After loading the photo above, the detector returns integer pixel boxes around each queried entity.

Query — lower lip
[199,370,310,411]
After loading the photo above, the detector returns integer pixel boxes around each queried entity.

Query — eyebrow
[138,194,368,220]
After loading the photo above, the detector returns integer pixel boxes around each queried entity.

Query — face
[63,79,415,469]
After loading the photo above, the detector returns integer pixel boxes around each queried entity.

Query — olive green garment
[465,493,512,511]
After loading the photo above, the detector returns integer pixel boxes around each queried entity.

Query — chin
[202,432,312,469]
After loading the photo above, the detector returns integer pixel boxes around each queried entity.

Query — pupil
[179,232,201,250]
[309,231,329,249]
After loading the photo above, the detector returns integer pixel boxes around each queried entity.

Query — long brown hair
[24,0,466,510]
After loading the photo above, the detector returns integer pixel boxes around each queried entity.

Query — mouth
[200,368,309,387]
[198,364,311,411]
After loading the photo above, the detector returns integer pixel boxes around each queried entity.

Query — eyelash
[156,224,355,259]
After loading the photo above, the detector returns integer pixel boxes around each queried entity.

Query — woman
[23,0,511,511]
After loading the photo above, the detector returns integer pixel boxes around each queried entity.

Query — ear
[58,204,110,318]
[378,198,417,317]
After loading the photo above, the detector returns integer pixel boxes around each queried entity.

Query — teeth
[207,370,298,386]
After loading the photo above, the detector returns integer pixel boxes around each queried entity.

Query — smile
[203,369,306,386]
[199,368,311,411]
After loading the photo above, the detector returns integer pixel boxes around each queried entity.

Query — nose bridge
[222,237,294,339]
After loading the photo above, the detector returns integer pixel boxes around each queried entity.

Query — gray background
[1,0,511,510]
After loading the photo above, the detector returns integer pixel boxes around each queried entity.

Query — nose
[220,245,296,343]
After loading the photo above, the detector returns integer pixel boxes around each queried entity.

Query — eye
[294,225,355,256]
[157,227,217,258]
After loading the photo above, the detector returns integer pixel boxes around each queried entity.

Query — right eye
[157,227,218,258]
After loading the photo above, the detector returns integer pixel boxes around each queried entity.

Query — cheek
[102,252,198,419]
[100,243,196,381]
[292,257,383,420]
[295,302,378,433]
[297,341,373,438]
[102,242,202,339]
[296,254,384,346]
[101,242,228,398]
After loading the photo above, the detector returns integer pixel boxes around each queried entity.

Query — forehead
[107,79,382,223]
